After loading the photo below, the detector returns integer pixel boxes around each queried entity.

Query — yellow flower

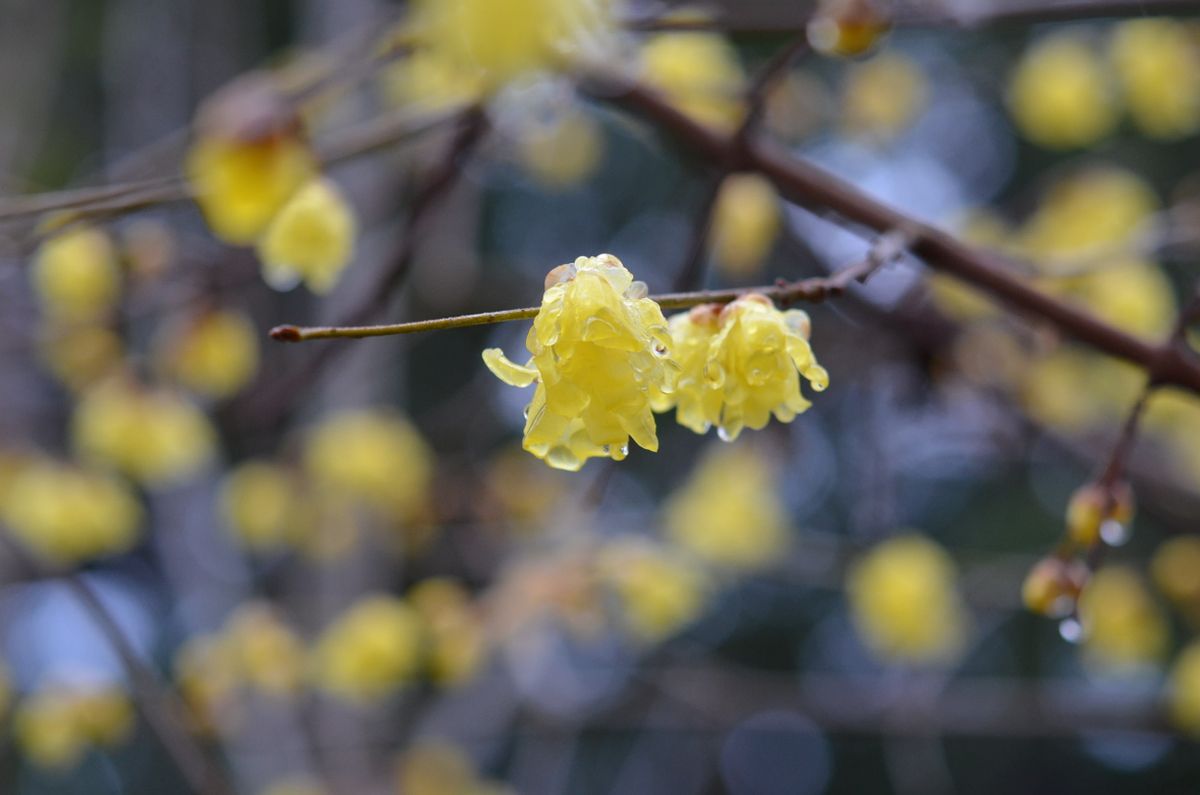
[640,33,745,130]
[1008,32,1117,149]
[409,578,487,686]
[1111,19,1200,139]
[655,295,828,441]
[710,173,780,279]
[256,177,356,294]
[599,537,709,643]
[1021,556,1087,618]
[379,47,484,113]
[303,409,433,521]
[224,602,306,696]
[515,106,604,190]
[73,377,216,486]
[1047,259,1176,340]
[665,442,788,570]
[1078,566,1168,672]
[157,309,260,399]
[311,595,425,702]
[411,0,612,90]
[37,322,124,392]
[1151,536,1200,616]
[1169,641,1200,735]
[32,225,121,322]
[1020,348,1142,434]
[14,683,133,770]
[186,134,316,245]
[847,534,967,665]
[807,0,891,58]
[483,254,677,471]
[175,634,240,734]
[220,460,297,552]
[841,51,928,140]
[396,742,483,795]
[3,459,141,564]
[1064,481,1134,547]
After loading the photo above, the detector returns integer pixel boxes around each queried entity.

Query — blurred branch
[673,34,809,291]
[0,534,231,795]
[579,70,1200,396]
[269,230,909,342]
[625,0,1200,33]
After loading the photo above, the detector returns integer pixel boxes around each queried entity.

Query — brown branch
[579,70,1200,396]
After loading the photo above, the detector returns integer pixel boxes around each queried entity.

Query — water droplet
[625,280,648,300]
[1100,519,1130,547]
[523,404,531,419]
[717,425,735,442]
[619,444,629,456]
[1058,617,1085,644]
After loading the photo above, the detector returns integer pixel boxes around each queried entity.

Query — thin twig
[269,230,909,342]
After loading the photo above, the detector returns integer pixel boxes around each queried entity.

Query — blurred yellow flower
[303,408,433,521]
[1111,19,1200,139]
[1079,566,1168,672]
[1169,641,1200,735]
[1008,33,1117,149]
[1022,556,1087,618]
[73,377,216,486]
[37,322,124,392]
[841,51,928,140]
[412,0,612,90]
[710,173,780,279]
[3,459,141,564]
[807,0,891,58]
[186,133,316,245]
[157,309,260,399]
[379,48,484,113]
[1064,481,1134,548]
[396,741,512,795]
[599,537,709,643]
[847,534,967,665]
[311,595,425,702]
[483,254,677,471]
[1020,348,1142,434]
[32,225,121,322]
[225,602,307,697]
[256,177,356,294]
[220,460,297,552]
[14,683,133,770]
[175,634,240,734]
[1151,536,1200,618]
[640,33,745,129]
[655,296,828,441]
[665,442,789,570]
[516,107,604,190]
[1048,259,1175,339]
[410,578,488,685]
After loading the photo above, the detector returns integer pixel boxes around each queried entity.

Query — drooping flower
[483,254,677,471]
[256,177,356,294]
[185,76,317,245]
[654,295,828,441]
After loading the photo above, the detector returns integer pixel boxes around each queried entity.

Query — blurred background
[2,0,1200,793]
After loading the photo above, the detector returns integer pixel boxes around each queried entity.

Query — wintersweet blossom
[483,254,677,471]
[654,295,828,441]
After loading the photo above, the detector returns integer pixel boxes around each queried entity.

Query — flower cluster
[483,254,678,471]
[485,257,830,469]
[185,76,356,293]
[13,681,134,770]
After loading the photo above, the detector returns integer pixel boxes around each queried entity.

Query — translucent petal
[482,348,538,387]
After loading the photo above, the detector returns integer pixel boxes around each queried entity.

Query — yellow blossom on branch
[483,254,677,471]
[32,225,121,322]
[156,308,260,399]
[256,177,357,294]
[640,32,745,130]
[654,295,828,441]
[1007,32,1117,150]
[311,594,425,702]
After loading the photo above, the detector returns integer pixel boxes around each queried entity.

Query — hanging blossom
[653,294,828,441]
[483,254,677,471]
